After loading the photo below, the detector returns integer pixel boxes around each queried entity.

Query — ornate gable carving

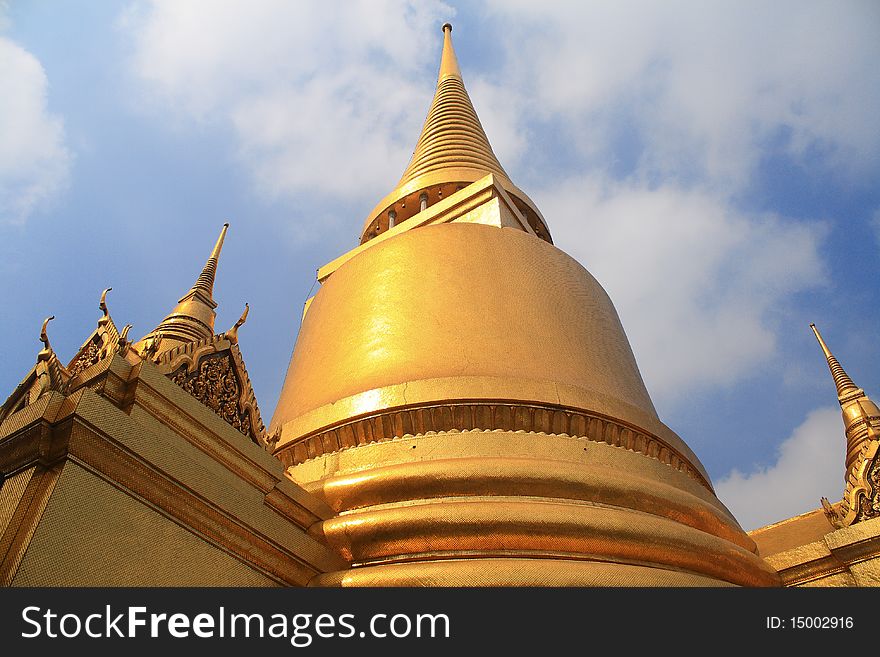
[170,352,251,437]
[66,288,126,380]
[158,335,269,448]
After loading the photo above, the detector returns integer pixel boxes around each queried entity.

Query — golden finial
[396,25,506,194]
[821,497,843,528]
[226,303,249,344]
[141,332,163,361]
[38,316,55,361]
[98,287,112,326]
[810,323,859,398]
[117,323,133,356]
[438,23,461,82]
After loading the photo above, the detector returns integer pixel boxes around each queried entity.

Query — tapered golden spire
[135,223,229,354]
[359,23,550,244]
[194,222,227,298]
[810,323,859,397]
[438,23,461,81]
[395,24,508,196]
[810,323,880,472]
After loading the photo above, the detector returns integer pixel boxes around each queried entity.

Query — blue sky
[1,1,878,530]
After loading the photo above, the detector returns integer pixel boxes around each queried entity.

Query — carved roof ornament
[66,288,125,378]
[37,316,55,362]
[117,324,133,356]
[811,323,880,527]
[133,223,229,356]
[158,331,271,448]
[0,316,71,420]
[359,23,550,244]
[98,287,112,326]
[139,332,164,362]
[225,303,249,344]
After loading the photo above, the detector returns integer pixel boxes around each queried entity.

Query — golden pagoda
[1,23,878,588]
[269,24,776,586]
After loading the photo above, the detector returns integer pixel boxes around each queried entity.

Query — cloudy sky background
[1,1,878,530]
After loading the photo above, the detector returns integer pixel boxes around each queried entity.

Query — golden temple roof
[359,24,550,244]
[135,223,228,355]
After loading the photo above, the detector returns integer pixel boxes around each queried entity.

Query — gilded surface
[133,224,228,355]
[278,399,708,489]
[811,324,880,471]
[288,430,778,586]
[67,340,101,378]
[18,22,874,587]
[264,23,787,587]
[171,353,250,438]
[856,449,879,522]
[273,223,660,438]
[360,24,549,244]
[811,324,880,528]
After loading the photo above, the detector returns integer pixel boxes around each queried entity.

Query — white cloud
[122,0,453,206]
[538,175,827,407]
[0,37,71,225]
[121,1,862,406]
[486,1,880,189]
[715,407,844,531]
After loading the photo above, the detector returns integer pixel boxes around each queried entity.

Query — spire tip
[811,322,859,398]
[438,21,461,82]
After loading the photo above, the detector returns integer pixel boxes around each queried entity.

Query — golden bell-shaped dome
[273,222,694,472]
[270,25,778,587]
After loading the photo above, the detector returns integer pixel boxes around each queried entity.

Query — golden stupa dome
[270,24,778,586]
[272,221,705,483]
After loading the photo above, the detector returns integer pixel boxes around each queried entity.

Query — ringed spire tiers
[359,23,551,244]
[134,223,229,354]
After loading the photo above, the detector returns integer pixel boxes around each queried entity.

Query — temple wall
[760,516,880,587]
[0,356,345,586]
[11,461,277,586]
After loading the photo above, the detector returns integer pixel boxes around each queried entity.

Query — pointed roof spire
[395,23,509,195]
[438,23,461,82]
[194,222,228,298]
[810,323,859,398]
[134,223,230,354]
[359,23,550,244]
[810,323,880,474]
